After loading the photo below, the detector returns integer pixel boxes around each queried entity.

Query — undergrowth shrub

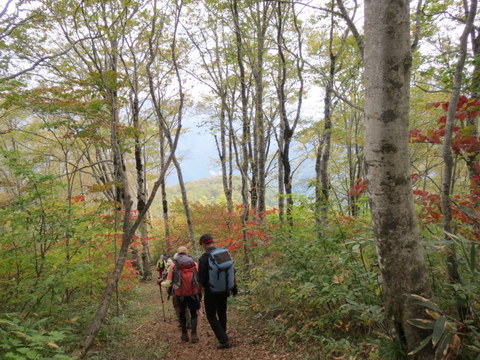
[243,199,480,358]
[0,314,74,360]
[245,206,385,356]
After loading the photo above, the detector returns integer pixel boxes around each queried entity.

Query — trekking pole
[158,284,167,322]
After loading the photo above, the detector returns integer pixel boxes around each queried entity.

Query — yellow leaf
[12,331,31,341]
[333,275,344,284]
[426,309,440,320]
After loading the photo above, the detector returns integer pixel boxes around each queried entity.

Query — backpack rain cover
[208,248,235,293]
[172,254,199,297]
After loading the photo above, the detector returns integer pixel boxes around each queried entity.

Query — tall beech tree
[364,0,432,356]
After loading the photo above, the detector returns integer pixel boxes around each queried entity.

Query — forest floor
[84,279,320,360]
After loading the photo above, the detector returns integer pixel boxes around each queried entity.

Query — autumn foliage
[409,96,480,240]
[409,96,480,154]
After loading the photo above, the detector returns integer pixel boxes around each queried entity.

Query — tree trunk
[231,0,250,266]
[278,127,285,224]
[252,1,269,217]
[159,124,171,245]
[217,102,234,214]
[173,155,196,251]
[440,0,477,321]
[275,1,304,226]
[276,0,293,226]
[347,110,364,217]
[466,18,480,275]
[364,0,432,356]
[132,90,152,281]
[79,68,134,355]
[315,7,336,229]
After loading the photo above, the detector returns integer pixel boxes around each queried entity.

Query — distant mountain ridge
[166,176,278,207]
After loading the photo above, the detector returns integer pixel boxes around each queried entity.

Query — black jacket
[198,246,215,289]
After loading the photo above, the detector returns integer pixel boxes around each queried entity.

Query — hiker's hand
[157,278,162,285]
[231,285,238,296]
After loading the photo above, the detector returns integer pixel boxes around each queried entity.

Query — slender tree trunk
[278,132,285,223]
[80,70,134,356]
[364,0,432,356]
[173,155,196,251]
[131,88,152,281]
[466,22,480,273]
[231,0,250,266]
[159,125,170,245]
[315,9,335,229]
[275,1,304,226]
[227,101,235,218]
[315,138,325,227]
[440,0,477,321]
[188,16,235,215]
[347,111,364,217]
[252,1,269,217]
[216,101,234,214]
[146,0,187,255]
[276,0,292,226]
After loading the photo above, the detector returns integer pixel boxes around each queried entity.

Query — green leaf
[432,316,447,347]
[456,204,480,220]
[435,331,453,360]
[0,319,17,327]
[408,318,436,330]
[408,334,433,356]
[470,242,477,274]
[409,294,442,313]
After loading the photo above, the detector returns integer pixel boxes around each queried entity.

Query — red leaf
[71,195,85,202]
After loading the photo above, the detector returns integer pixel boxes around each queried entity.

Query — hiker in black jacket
[198,233,237,349]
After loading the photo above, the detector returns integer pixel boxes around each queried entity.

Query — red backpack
[172,254,199,297]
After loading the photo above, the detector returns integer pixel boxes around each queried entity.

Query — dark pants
[204,290,229,344]
[176,295,199,329]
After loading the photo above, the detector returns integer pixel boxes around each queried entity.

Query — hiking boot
[180,321,189,342]
[190,317,199,343]
[181,332,189,342]
[217,341,231,349]
[190,332,199,343]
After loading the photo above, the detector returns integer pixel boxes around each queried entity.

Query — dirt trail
[93,280,303,360]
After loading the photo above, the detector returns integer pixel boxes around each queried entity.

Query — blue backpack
[208,248,235,293]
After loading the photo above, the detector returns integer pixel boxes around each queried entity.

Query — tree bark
[364,0,432,356]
